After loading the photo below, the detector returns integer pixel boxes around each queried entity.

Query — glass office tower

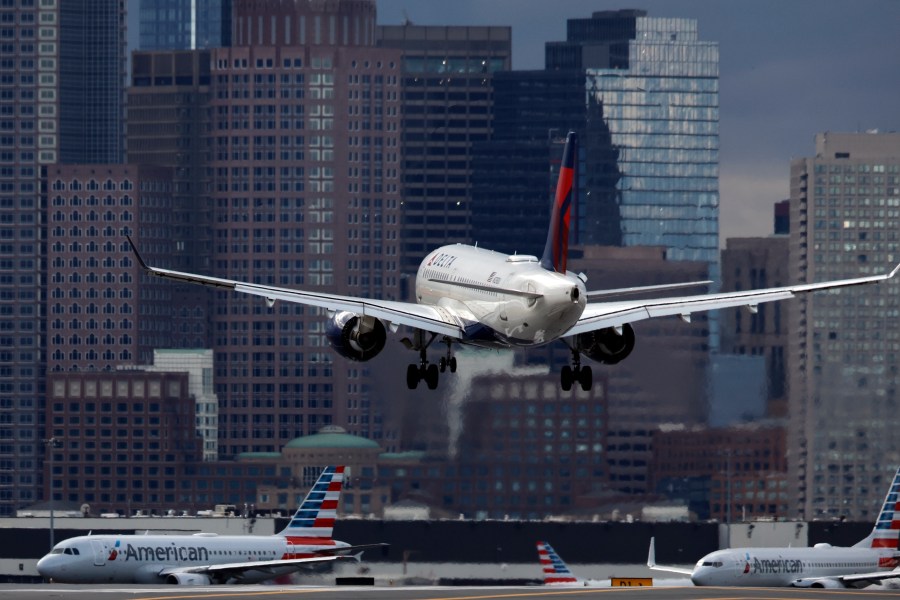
[139,0,231,50]
[582,17,719,271]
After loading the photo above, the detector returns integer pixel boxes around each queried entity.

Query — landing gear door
[90,539,107,566]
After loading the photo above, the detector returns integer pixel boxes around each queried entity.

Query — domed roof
[284,426,380,450]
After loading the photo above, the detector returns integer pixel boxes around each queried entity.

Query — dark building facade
[651,423,788,520]
[0,0,126,515]
[720,235,791,417]
[375,25,511,275]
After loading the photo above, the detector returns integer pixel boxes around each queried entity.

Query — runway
[2,584,900,600]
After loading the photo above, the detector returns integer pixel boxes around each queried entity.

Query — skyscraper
[789,132,900,520]
[472,9,720,278]
[139,0,232,50]
[203,0,403,454]
[375,25,511,276]
[0,0,126,516]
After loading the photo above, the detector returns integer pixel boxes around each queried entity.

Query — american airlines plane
[36,466,384,585]
[127,131,900,391]
[648,466,900,588]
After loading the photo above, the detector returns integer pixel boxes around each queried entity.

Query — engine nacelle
[325,311,387,361]
[165,572,212,585]
[575,323,635,365]
[794,577,845,589]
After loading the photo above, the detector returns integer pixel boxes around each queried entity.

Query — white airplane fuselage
[691,546,893,587]
[36,533,348,584]
[415,245,587,348]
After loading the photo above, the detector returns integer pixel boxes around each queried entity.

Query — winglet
[647,537,656,568]
[889,262,900,279]
[540,132,577,274]
[125,235,148,270]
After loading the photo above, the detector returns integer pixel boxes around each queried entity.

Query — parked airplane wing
[567,263,900,338]
[160,554,350,580]
[128,236,465,339]
[646,537,694,576]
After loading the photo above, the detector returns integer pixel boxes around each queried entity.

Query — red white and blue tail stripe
[855,465,900,549]
[537,540,579,585]
[540,132,577,274]
[278,465,344,539]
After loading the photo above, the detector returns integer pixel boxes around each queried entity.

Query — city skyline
[367,0,900,243]
[123,1,900,243]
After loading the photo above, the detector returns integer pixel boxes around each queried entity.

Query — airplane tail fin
[540,131,577,274]
[277,465,344,539]
[536,540,579,585]
[854,466,900,548]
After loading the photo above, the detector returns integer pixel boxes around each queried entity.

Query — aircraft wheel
[425,363,440,390]
[560,366,573,391]
[439,357,447,373]
[406,364,420,390]
[449,356,457,373]
[579,365,593,392]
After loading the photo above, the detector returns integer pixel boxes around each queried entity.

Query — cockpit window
[72,547,80,555]
[700,561,723,567]
[64,548,72,555]
[50,548,64,554]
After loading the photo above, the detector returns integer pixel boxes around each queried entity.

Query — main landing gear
[402,332,457,390]
[561,346,592,392]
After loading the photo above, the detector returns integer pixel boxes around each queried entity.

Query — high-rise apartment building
[375,25,511,276]
[139,0,232,50]
[0,0,126,516]
[789,132,900,519]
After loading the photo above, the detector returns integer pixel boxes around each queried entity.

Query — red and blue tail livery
[541,131,577,274]
[280,465,344,540]
[536,540,579,585]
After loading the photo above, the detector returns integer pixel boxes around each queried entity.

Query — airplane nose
[36,555,55,579]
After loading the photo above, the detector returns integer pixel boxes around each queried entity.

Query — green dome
[284,426,380,450]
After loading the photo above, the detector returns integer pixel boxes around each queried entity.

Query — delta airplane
[536,540,599,586]
[648,466,900,588]
[36,466,384,585]
[127,131,900,391]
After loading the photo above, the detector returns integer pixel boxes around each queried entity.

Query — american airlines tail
[853,466,900,550]
[277,465,344,540]
[540,132,577,274]
[536,540,580,585]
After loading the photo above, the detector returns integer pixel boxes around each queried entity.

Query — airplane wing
[792,568,900,589]
[646,537,694,576]
[127,236,466,340]
[568,264,900,337]
[159,554,350,580]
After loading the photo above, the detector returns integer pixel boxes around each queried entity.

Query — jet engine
[575,323,635,364]
[325,311,387,361]
[165,572,212,585]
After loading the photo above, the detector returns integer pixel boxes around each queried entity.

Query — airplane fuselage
[37,533,348,584]
[691,546,895,587]
[415,245,587,348]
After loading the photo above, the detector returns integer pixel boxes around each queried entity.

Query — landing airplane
[648,466,900,588]
[127,131,900,391]
[37,466,384,585]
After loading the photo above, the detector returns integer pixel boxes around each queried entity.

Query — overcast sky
[127,1,900,243]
